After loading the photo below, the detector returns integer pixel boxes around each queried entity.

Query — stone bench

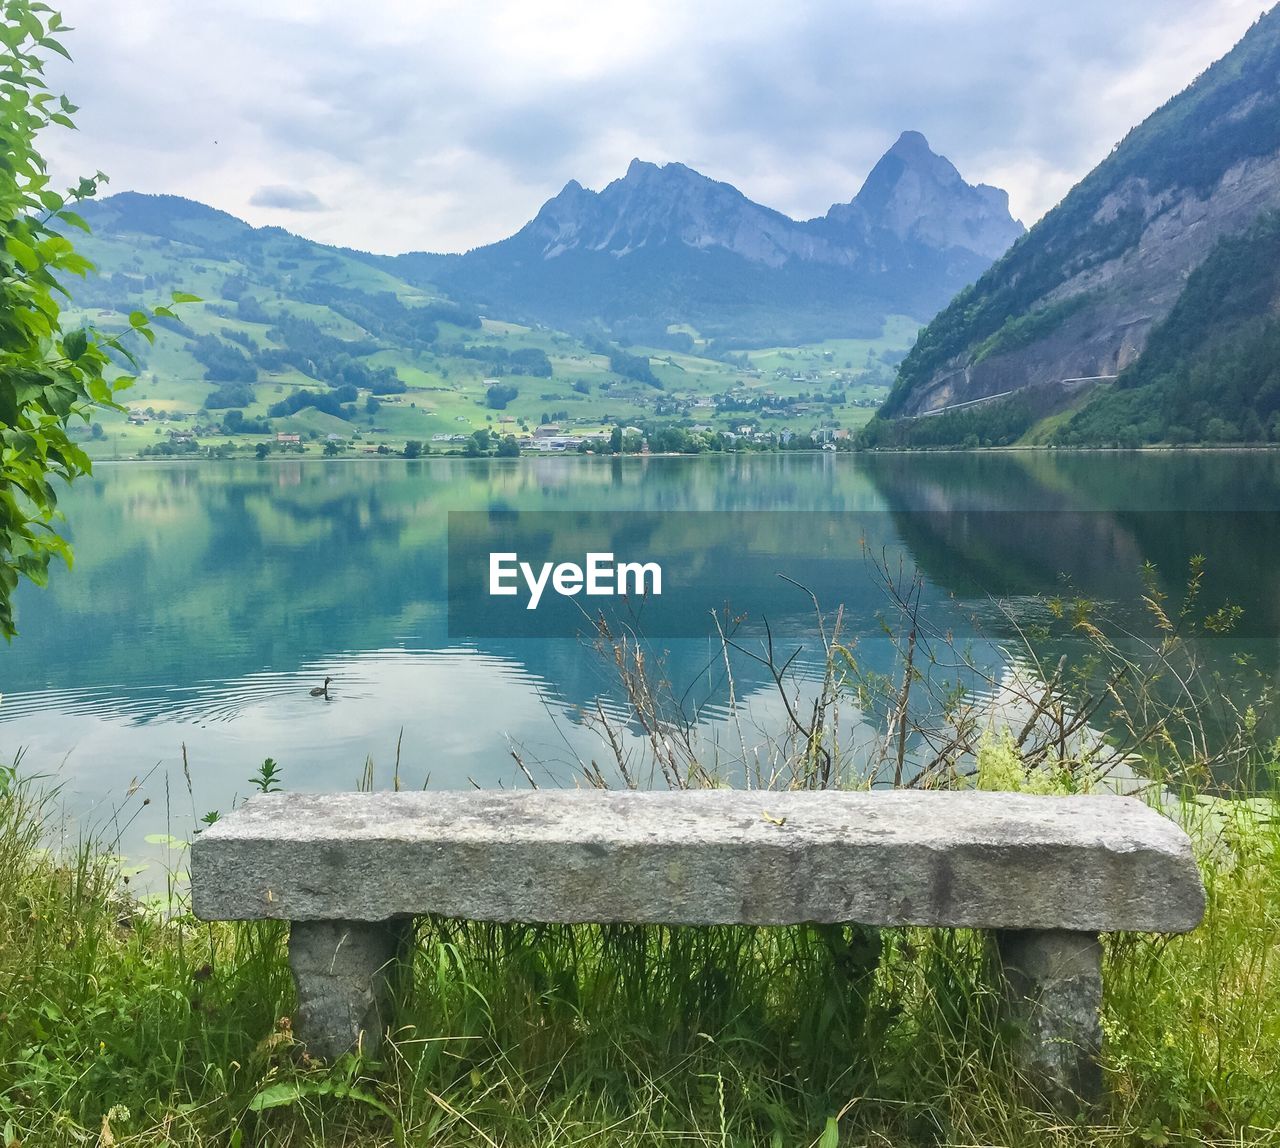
[190,789,1204,1104]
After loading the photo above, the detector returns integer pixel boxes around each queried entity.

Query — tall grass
[0,762,292,1145]
[2,762,1278,1145]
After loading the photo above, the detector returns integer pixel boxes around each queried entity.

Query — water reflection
[3,452,1278,874]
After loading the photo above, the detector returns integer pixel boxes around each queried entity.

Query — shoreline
[87,441,1280,465]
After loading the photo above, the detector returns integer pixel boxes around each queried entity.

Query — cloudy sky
[42,1,1265,255]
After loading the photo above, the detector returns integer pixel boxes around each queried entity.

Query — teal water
[3,452,1279,872]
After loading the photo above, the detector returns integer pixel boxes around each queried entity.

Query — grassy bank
[2,765,1278,1147]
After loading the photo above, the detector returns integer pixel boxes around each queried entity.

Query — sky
[40,0,1268,256]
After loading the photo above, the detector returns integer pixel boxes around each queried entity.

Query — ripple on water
[0,648,566,729]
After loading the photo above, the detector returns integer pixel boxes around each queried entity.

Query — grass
[1016,383,1108,447]
[2,759,1279,1146]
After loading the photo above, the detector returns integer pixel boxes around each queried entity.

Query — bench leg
[288,919,411,1060]
[994,928,1103,1108]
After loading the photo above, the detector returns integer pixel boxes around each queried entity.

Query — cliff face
[520,160,848,268]
[512,136,1022,271]
[881,7,1280,418]
[822,130,1024,261]
[409,134,1024,343]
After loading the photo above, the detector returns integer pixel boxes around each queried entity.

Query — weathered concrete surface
[996,929,1103,1107]
[191,790,1204,933]
[288,919,408,1060]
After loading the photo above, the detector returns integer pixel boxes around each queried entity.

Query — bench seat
[190,789,1205,1106]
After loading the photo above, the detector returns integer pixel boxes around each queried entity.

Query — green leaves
[61,328,86,361]
[247,1078,396,1121]
[5,236,38,273]
[57,208,88,232]
[128,310,155,344]
[0,1,174,639]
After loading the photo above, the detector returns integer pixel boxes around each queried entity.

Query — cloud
[41,0,1266,254]
[249,185,326,212]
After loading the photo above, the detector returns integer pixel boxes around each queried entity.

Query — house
[534,424,562,438]
[529,436,584,452]
[276,433,301,444]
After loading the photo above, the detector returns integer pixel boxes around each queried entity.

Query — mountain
[875,6,1280,438]
[77,192,253,246]
[816,130,1022,261]
[1054,209,1280,445]
[56,190,908,460]
[385,134,1024,347]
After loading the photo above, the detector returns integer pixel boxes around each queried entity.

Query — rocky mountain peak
[515,143,1022,267]
[825,131,1024,260]
[520,158,794,262]
[608,158,741,206]
[454,141,1024,338]
[884,129,949,166]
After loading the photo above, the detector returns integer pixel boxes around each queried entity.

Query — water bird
[310,676,332,699]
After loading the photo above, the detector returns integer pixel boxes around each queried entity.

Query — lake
[4,451,1279,874]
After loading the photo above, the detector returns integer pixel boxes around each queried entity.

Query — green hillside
[64,194,903,459]
[1056,212,1280,445]
[868,5,1280,446]
[860,211,1280,449]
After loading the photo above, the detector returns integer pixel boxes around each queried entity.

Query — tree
[485,382,518,410]
[0,4,184,638]
[402,440,423,459]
